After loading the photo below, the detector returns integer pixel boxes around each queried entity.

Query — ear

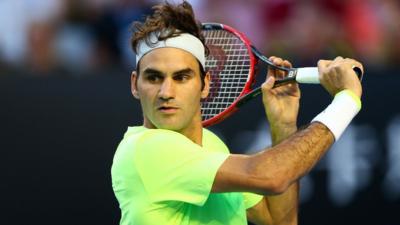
[201,72,211,99]
[131,71,140,99]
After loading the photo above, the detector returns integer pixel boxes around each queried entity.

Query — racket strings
[201,29,251,121]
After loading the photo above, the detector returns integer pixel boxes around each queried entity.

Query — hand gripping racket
[200,23,363,127]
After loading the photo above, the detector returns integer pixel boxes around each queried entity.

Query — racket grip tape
[296,67,363,84]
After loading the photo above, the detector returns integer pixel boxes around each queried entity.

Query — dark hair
[131,1,208,88]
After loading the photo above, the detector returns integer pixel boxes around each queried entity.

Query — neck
[177,116,203,146]
[143,112,203,146]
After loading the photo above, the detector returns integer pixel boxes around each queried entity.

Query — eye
[174,74,190,82]
[146,74,162,83]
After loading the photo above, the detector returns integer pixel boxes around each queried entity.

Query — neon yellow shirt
[111,126,262,225]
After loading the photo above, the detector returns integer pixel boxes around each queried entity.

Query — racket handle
[296,67,363,84]
[237,66,363,107]
[295,67,320,83]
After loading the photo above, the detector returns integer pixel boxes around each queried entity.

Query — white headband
[135,32,206,69]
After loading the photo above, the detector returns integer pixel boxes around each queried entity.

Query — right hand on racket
[318,57,364,98]
[262,56,301,142]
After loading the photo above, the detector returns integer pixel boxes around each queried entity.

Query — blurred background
[0,0,399,224]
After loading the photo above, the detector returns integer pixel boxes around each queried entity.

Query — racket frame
[201,23,259,127]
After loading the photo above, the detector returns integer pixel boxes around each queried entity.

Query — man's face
[132,47,209,133]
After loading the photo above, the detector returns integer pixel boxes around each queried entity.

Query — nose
[158,78,175,100]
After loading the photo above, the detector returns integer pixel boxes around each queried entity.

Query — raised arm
[246,56,364,225]
[213,120,333,195]
[246,57,300,225]
[212,56,363,195]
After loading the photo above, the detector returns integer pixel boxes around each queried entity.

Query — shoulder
[203,128,222,142]
[114,127,189,163]
[203,128,230,153]
[124,126,191,146]
[124,127,203,158]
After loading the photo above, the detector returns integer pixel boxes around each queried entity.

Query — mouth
[157,106,179,114]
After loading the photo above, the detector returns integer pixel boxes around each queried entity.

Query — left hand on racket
[318,57,363,98]
[262,56,300,141]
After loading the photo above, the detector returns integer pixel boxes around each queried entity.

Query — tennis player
[111,1,364,225]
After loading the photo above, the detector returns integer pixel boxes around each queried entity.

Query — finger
[272,57,287,79]
[317,59,332,72]
[283,60,292,69]
[272,57,284,66]
[334,56,344,61]
[267,56,279,79]
[332,56,347,69]
[262,76,276,91]
[269,56,285,68]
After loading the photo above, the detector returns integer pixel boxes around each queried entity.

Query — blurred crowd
[0,0,399,75]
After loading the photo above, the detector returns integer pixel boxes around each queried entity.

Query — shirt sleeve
[242,192,263,209]
[133,129,229,206]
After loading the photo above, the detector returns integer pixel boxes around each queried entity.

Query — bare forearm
[266,125,299,225]
[213,122,333,196]
[247,125,300,225]
[249,122,334,194]
[263,182,298,225]
[270,124,297,145]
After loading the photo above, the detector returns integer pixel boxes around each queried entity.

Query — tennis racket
[200,23,363,127]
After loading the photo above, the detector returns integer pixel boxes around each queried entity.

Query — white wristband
[311,90,362,141]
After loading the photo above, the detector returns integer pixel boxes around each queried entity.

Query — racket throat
[236,88,262,108]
